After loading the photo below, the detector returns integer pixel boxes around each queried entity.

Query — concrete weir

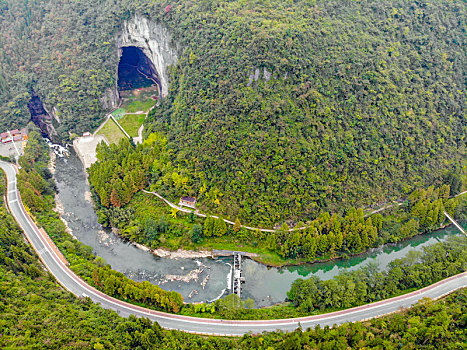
[232,252,245,297]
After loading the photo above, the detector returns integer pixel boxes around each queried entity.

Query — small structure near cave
[179,196,196,209]
[1,132,10,143]
[21,128,28,140]
[0,128,28,158]
[0,128,28,144]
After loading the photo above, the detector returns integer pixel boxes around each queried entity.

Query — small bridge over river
[232,252,246,297]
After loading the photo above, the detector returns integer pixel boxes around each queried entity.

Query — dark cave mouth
[117,46,160,92]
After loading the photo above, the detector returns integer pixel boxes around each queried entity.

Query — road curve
[1,160,466,336]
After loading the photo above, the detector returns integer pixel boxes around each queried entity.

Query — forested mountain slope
[0,0,120,135]
[147,0,466,224]
[0,0,465,224]
[1,186,466,348]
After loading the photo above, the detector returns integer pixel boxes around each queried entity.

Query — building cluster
[1,128,28,144]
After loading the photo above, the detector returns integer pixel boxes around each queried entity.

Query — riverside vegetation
[0,195,466,348]
[89,136,466,266]
[13,132,467,320]
[181,235,467,320]
[17,129,184,313]
[0,0,465,225]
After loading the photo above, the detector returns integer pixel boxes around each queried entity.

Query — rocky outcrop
[118,15,178,97]
[247,67,273,86]
[27,92,59,143]
[44,105,61,124]
[100,87,120,110]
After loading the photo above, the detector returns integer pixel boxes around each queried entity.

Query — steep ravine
[27,92,60,143]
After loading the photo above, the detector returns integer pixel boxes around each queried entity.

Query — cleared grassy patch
[123,99,155,113]
[119,114,145,137]
[111,108,126,120]
[189,239,302,267]
[97,119,127,144]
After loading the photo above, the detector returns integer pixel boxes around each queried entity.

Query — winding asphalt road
[1,160,466,336]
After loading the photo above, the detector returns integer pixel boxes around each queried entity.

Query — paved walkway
[143,188,467,234]
[93,101,123,136]
[365,191,467,217]
[143,190,279,233]
[110,115,131,139]
[133,124,144,144]
[444,211,466,235]
[104,102,156,145]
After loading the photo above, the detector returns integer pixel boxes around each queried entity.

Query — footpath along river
[53,150,464,307]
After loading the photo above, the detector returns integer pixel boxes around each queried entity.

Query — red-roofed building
[1,132,11,143]
[10,129,20,136]
[20,128,28,140]
[13,135,22,142]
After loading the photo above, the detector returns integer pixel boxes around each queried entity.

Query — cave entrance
[117,46,160,95]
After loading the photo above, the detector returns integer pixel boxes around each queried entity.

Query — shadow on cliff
[118,46,160,92]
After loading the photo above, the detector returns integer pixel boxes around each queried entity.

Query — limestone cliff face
[27,92,59,143]
[118,15,178,97]
[247,67,274,87]
[100,87,120,110]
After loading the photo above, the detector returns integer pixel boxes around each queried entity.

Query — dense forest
[0,0,465,224]
[1,198,466,348]
[146,0,467,225]
[17,128,467,322]
[89,136,465,265]
[2,128,466,345]
[288,236,467,312]
[0,0,120,135]
[2,0,466,342]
